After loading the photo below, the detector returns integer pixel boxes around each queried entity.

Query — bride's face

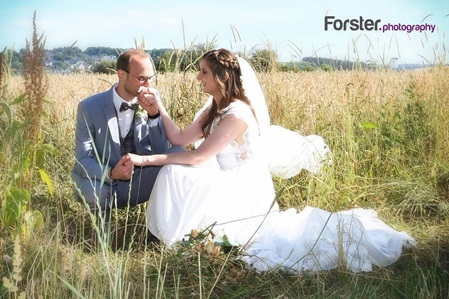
[197,60,219,96]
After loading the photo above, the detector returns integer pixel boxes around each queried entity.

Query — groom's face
[120,57,155,100]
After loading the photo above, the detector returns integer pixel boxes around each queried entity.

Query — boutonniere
[136,107,148,124]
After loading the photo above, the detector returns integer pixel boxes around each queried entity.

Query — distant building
[389,57,399,70]
[70,60,91,73]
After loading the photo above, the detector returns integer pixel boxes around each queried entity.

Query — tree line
[3,45,374,74]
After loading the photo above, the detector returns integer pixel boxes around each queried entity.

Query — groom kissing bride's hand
[137,86,164,117]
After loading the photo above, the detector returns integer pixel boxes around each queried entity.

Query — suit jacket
[72,85,171,181]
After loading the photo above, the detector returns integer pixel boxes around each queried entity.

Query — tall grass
[0,67,449,298]
[1,50,449,298]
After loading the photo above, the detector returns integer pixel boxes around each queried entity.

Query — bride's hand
[137,87,165,116]
[126,153,148,166]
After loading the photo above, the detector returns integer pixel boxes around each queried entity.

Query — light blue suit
[71,85,177,213]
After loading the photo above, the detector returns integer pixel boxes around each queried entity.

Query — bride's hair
[200,49,256,136]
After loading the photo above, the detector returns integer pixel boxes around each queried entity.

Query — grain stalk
[21,11,48,152]
[1,11,49,241]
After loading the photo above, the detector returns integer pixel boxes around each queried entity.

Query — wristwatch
[148,110,160,120]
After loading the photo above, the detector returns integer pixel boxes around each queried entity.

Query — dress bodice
[210,101,260,170]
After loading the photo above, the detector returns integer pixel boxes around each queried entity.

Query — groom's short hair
[116,49,151,71]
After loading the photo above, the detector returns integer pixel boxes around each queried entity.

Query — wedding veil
[194,54,331,178]
[193,55,269,133]
[193,55,268,146]
[237,56,271,134]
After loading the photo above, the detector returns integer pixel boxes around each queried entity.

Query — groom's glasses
[123,69,157,84]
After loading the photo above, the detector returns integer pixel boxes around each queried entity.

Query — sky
[0,0,448,65]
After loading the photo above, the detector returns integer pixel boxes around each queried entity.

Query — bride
[127,49,415,273]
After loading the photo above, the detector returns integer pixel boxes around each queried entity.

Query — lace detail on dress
[212,101,258,170]
[230,130,252,162]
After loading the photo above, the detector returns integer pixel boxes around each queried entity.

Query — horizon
[26,46,440,67]
[1,0,448,65]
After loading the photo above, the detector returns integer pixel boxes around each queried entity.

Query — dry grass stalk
[0,50,4,97]
[21,11,48,144]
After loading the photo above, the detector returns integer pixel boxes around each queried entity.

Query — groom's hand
[110,156,134,180]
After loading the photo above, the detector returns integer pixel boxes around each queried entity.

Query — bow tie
[119,102,139,112]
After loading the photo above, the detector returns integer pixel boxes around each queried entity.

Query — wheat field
[1,65,449,298]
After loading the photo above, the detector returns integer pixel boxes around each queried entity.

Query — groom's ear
[118,69,126,79]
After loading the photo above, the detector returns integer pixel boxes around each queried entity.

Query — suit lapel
[104,88,122,159]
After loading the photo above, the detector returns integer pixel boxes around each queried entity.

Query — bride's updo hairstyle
[200,49,255,137]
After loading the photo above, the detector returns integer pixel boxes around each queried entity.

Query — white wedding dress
[147,101,278,246]
[146,56,415,274]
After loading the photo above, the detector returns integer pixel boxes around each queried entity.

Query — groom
[71,49,176,226]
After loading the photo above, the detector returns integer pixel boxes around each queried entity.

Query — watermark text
[381,23,436,33]
[324,16,436,33]
[324,16,381,31]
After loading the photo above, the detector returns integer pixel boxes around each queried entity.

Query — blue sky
[1,0,448,64]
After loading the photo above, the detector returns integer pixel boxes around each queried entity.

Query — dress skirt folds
[146,100,415,273]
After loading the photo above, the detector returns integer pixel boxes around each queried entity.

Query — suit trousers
[72,165,161,214]
[72,145,184,215]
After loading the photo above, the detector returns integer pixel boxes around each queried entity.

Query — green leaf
[0,102,11,124]
[36,148,45,168]
[21,210,44,239]
[21,155,31,172]
[36,143,60,168]
[214,235,236,247]
[11,94,27,105]
[54,272,88,299]
[40,143,60,155]
[362,121,378,129]
[38,168,55,197]
[7,120,26,142]
[23,210,44,234]
[2,187,30,227]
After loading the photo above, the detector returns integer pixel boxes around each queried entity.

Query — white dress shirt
[112,84,138,138]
